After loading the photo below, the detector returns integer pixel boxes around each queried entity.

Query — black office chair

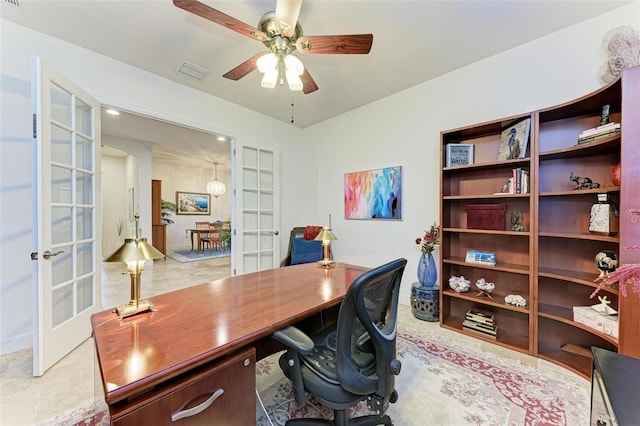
[272,258,407,426]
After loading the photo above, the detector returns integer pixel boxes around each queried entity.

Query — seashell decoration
[449,276,471,293]
[475,278,495,299]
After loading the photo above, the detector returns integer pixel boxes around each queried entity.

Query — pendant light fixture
[206,162,226,198]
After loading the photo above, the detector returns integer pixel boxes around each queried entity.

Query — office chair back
[335,258,405,399]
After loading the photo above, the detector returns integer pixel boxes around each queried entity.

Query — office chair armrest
[272,326,314,354]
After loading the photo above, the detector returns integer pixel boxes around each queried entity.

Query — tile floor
[0,256,232,425]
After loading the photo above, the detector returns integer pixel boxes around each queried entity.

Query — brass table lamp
[105,214,164,319]
[314,215,337,267]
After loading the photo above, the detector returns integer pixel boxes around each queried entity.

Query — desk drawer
[112,348,256,426]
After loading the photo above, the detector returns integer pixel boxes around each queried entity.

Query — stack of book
[463,309,497,339]
[465,250,496,266]
[577,122,620,144]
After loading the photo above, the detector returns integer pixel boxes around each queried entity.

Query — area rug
[256,306,590,426]
[166,248,230,263]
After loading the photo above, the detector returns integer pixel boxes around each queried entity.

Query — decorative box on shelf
[573,306,618,339]
[465,204,507,230]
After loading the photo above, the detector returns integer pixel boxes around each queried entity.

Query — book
[463,326,498,340]
[465,250,496,265]
[579,122,620,138]
[463,319,496,331]
[577,129,620,144]
[465,314,495,326]
[498,118,530,160]
[467,309,495,320]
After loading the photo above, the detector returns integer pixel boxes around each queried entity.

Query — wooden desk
[91,263,369,425]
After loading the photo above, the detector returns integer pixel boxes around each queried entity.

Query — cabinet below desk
[110,347,255,425]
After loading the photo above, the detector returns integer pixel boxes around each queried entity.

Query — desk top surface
[91,262,369,404]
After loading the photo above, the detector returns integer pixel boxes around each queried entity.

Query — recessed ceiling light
[217,136,226,141]
[105,109,120,116]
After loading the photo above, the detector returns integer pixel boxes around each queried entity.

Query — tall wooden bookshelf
[439,66,640,378]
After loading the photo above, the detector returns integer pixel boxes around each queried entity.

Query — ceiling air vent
[178,61,209,80]
[4,0,20,6]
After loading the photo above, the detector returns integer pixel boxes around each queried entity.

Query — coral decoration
[599,25,640,83]
[591,263,640,298]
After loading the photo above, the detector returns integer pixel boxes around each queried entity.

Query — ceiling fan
[173,0,373,94]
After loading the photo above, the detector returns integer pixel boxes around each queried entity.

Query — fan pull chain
[290,95,295,125]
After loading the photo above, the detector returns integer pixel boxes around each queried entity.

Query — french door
[31,57,102,376]
[233,144,280,274]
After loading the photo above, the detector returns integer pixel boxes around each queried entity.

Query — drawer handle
[171,388,224,422]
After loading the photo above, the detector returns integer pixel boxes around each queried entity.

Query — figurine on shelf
[475,278,495,299]
[569,172,601,190]
[591,295,618,316]
[595,250,619,278]
[448,276,471,293]
[511,211,524,232]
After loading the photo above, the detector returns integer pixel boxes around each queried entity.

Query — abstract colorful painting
[344,166,402,220]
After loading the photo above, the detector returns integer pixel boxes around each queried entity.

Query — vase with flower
[411,222,440,321]
[415,222,440,287]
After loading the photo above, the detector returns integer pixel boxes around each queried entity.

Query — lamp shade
[105,238,164,263]
[207,162,226,197]
[206,180,226,197]
[314,228,337,242]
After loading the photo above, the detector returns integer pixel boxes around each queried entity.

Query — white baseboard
[1,333,32,356]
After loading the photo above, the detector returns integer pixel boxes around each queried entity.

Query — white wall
[305,3,640,305]
[151,161,232,250]
[101,155,128,255]
[0,20,313,354]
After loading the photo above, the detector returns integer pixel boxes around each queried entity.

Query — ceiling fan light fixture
[261,68,279,88]
[284,54,304,75]
[256,53,278,73]
[286,70,303,91]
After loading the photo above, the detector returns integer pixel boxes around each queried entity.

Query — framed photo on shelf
[446,143,474,167]
[497,118,531,160]
[176,191,211,215]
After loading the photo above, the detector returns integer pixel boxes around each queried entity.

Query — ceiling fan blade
[275,0,303,38]
[173,0,267,42]
[296,34,373,54]
[301,68,318,94]
[222,52,267,80]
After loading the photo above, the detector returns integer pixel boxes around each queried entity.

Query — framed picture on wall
[176,191,211,215]
[445,143,474,167]
[344,166,402,220]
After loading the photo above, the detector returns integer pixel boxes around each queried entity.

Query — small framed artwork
[498,118,531,160]
[176,191,211,215]
[344,166,402,220]
[446,143,474,167]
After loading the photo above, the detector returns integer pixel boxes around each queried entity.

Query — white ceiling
[2,0,629,164]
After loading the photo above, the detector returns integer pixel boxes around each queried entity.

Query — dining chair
[208,223,222,252]
[195,221,211,253]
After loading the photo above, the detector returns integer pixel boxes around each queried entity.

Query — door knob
[42,250,64,259]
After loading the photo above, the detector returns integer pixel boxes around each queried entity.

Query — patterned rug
[165,248,230,263]
[256,306,590,426]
